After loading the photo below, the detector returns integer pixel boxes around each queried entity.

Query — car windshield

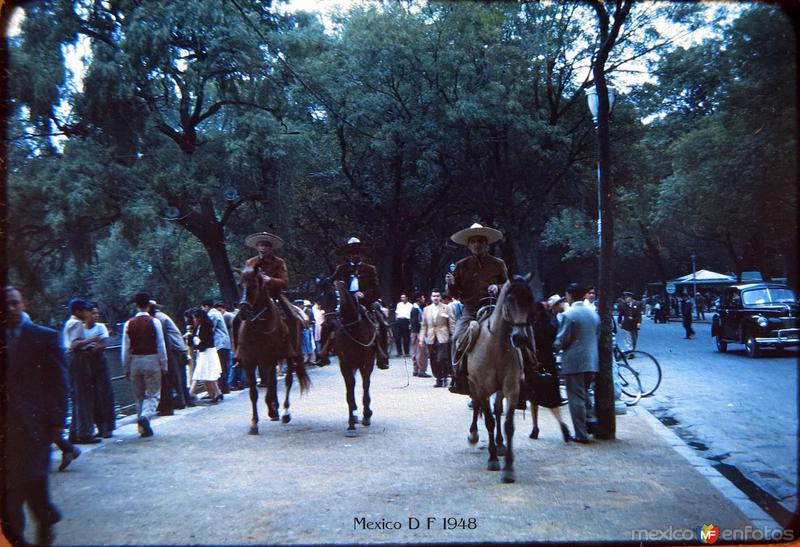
[741,288,797,306]
[769,288,797,304]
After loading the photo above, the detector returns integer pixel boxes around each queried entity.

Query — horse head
[314,275,338,313]
[332,280,361,320]
[497,274,534,348]
[239,267,270,318]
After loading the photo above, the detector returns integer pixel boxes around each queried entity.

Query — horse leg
[281,359,297,424]
[502,395,516,484]
[483,398,500,471]
[494,394,506,457]
[340,361,358,435]
[246,366,259,435]
[467,401,480,445]
[360,358,374,426]
[266,363,279,421]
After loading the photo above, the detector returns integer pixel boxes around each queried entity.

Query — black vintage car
[711,283,799,357]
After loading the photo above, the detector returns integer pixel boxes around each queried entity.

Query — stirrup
[448,377,469,395]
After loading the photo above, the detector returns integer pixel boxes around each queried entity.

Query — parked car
[711,283,799,357]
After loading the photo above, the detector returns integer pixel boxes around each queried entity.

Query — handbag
[529,367,562,408]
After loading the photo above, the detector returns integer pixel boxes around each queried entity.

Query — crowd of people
[7,221,715,545]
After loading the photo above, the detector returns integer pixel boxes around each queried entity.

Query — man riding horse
[317,237,390,370]
[242,231,306,358]
[445,223,509,395]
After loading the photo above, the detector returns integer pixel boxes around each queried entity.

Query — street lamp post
[586,82,616,440]
[691,251,698,300]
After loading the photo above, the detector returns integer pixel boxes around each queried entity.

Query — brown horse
[235,267,310,435]
[462,275,534,483]
[315,276,376,436]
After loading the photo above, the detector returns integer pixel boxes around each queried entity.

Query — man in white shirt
[394,294,412,356]
[121,292,168,437]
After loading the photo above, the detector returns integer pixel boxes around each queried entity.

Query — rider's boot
[316,350,330,367]
[375,331,390,370]
[316,334,333,367]
[372,309,390,370]
[448,357,470,395]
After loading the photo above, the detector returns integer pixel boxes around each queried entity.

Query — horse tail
[295,358,311,394]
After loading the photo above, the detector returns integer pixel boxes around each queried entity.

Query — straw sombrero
[450,223,503,246]
[336,237,368,256]
[245,232,284,250]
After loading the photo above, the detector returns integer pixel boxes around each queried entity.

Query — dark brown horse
[234,268,309,435]
[315,276,376,436]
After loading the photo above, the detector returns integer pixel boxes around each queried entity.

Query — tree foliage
[6,1,796,327]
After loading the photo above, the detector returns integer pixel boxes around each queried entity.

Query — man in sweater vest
[121,292,168,437]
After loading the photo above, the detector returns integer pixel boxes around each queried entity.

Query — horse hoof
[502,470,516,483]
[497,444,506,457]
[361,417,371,426]
[281,414,291,424]
[488,460,501,471]
[345,428,358,438]
[248,427,259,435]
[467,432,479,445]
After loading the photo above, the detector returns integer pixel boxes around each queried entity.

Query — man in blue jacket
[4,286,69,545]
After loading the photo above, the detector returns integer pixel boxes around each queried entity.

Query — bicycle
[614,343,662,406]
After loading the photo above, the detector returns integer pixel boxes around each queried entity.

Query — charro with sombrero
[316,237,390,369]
[445,223,509,394]
[241,231,306,357]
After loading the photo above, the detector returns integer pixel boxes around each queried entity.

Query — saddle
[453,307,493,365]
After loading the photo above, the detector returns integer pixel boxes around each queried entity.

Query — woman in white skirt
[190,309,223,403]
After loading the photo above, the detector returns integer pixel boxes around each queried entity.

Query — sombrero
[336,237,368,256]
[450,223,503,246]
[245,231,284,250]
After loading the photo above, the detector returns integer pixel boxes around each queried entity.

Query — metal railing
[104,344,137,415]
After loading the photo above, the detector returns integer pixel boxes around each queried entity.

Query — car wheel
[716,336,728,353]
[745,336,760,358]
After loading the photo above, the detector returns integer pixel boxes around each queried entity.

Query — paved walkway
[39,356,783,545]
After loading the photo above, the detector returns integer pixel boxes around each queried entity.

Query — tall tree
[9,0,310,304]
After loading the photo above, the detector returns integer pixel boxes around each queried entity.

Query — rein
[340,320,378,348]
[325,285,378,348]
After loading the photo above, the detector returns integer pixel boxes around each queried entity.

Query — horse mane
[333,280,358,320]
[489,280,512,332]
[489,276,533,332]
[239,267,274,313]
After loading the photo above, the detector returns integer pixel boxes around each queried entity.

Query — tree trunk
[511,234,545,301]
[176,198,239,306]
[204,235,239,306]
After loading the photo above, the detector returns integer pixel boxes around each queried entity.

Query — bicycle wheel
[617,359,642,406]
[624,350,662,397]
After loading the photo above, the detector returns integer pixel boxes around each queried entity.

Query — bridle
[239,276,279,332]
[321,281,377,348]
